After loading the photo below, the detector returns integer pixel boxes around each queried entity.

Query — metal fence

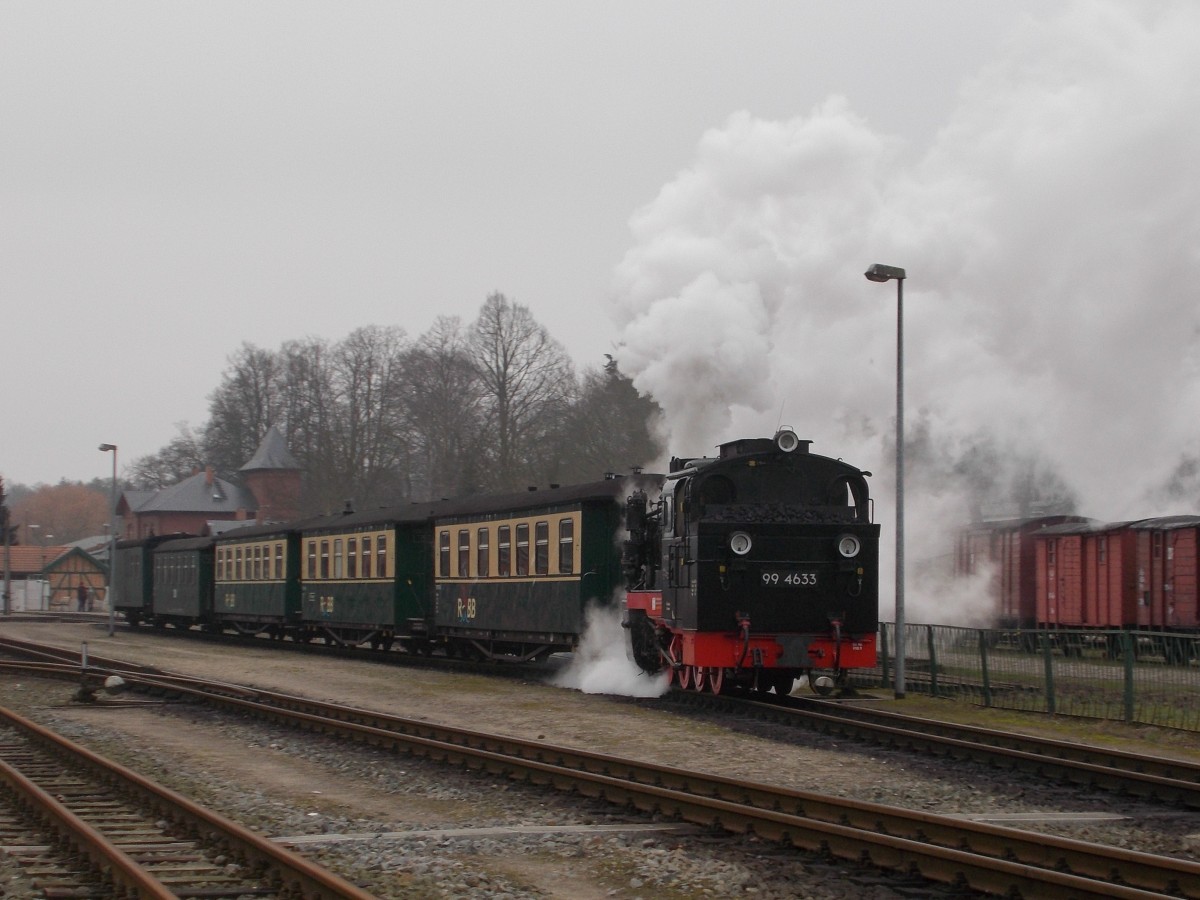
[866,623,1200,732]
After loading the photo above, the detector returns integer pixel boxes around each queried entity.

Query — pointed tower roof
[240,425,301,473]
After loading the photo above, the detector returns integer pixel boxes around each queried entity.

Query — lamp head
[864,263,906,283]
[99,443,116,452]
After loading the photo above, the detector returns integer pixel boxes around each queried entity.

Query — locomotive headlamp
[729,531,753,556]
[837,534,861,558]
[775,429,800,453]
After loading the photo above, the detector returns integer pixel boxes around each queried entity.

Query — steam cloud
[609,3,1200,624]
[551,602,670,698]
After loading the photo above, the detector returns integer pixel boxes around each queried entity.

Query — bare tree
[403,316,485,499]
[127,423,207,489]
[204,343,285,472]
[326,325,412,507]
[276,336,334,509]
[470,293,576,491]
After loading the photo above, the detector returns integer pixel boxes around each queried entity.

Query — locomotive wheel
[772,674,794,697]
[690,666,707,692]
[626,610,664,674]
[707,667,725,695]
[810,673,836,696]
[677,665,692,690]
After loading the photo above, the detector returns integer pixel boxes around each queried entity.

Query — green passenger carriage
[296,503,443,649]
[213,521,305,638]
[150,535,216,626]
[431,480,631,661]
[114,534,191,626]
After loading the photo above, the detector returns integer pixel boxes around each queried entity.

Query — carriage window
[458,529,471,577]
[516,523,530,576]
[307,541,317,579]
[477,528,490,577]
[216,548,224,581]
[362,535,373,578]
[275,543,284,579]
[347,538,357,579]
[236,547,244,581]
[535,521,549,575]
[558,519,574,574]
[376,534,388,578]
[334,539,344,579]
[498,526,511,576]
[320,540,330,579]
[438,530,450,577]
[254,545,263,580]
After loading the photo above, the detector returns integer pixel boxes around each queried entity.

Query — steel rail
[790,695,1200,785]
[0,752,176,899]
[87,669,1200,899]
[662,685,1200,807]
[0,704,377,900]
[5,637,1199,896]
[4,634,1199,805]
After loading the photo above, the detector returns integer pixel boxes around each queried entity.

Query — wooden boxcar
[1131,516,1200,631]
[150,535,215,625]
[1031,520,1138,629]
[296,503,444,649]
[213,520,305,637]
[431,479,629,661]
[1032,517,1200,634]
[1034,522,1090,628]
[954,516,1095,629]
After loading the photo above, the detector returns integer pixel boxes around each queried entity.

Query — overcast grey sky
[3,0,1036,488]
[6,2,1200,623]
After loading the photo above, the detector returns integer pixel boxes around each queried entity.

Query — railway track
[662,683,1200,808]
[3,638,1199,898]
[0,703,376,899]
[5,633,1199,807]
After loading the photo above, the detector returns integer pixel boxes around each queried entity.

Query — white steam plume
[610,2,1200,625]
[551,601,669,698]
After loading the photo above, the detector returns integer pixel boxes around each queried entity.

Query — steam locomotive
[114,430,880,694]
[623,429,879,695]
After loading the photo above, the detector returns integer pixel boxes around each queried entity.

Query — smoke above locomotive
[608,4,1200,625]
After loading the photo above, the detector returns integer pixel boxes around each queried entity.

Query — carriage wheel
[708,667,725,695]
[690,666,707,692]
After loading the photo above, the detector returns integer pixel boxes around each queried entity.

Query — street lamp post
[864,263,907,700]
[99,443,118,637]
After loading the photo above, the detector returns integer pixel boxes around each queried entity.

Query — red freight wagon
[955,516,1095,629]
[1033,521,1138,629]
[1081,523,1138,629]
[1130,517,1200,631]
[1034,524,1087,628]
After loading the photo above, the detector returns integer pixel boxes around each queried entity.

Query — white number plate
[761,569,817,586]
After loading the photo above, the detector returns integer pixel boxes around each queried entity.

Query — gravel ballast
[3,620,1200,898]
